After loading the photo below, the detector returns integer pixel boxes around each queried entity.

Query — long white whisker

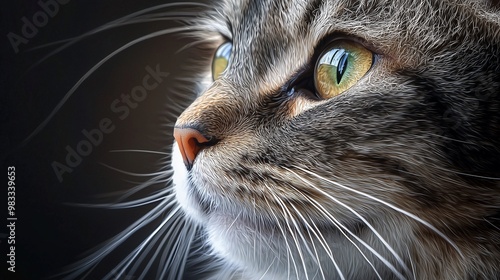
[300,193,383,280]
[294,166,464,259]
[278,198,318,264]
[22,25,199,145]
[103,206,182,280]
[68,184,172,209]
[99,163,170,177]
[154,219,194,280]
[286,168,407,280]
[484,218,500,231]
[109,149,170,155]
[30,15,199,55]
[176,36,219,53]
[160,224,198,279]
[112,173,172,204]
[52,145,178,279]
[171,222,197,280]
[58,196,178,279]
[271,193,310,280]
[137,223,179,279]
[288,203,328,280]
[288,177,382,279]
[226,210,242,234]
[124,214,182,278]
[263,195,300,280]
[66,175,173,210]
[28,2,208,61]
[405,244,417,280]
[258,257,277,280]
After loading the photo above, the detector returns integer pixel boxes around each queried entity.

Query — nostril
[173,127,212,170]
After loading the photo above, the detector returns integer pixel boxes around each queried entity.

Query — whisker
[484,218,500,231]
[169,222,197,280]
[27,2,208,62]
[109,149,170,155]
[277,198,318,264]
[263,195,300,280]
[69,194,168,209]
[110,217,175,279]
[432,167,500,181]
[65,174,172,209]
[301,194,384,280]
[146,216,191,280]
[22,25,200,146]
[258,257,276,280]
[294,166,465,259]
[29,14,203,54]
[225,210,242,234]
[99,163,169,177]
[286,167,407,280]
[102,206,183,280]
[271,193,311,280]
[135,223,177,279]
[287,202,328,280]
[113,175,172,204]
[57,196,178,279]
[288,177,386,280]
[405,244,417,280]
[176,36,219,53]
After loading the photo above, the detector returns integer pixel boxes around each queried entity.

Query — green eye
[212,42,232,80]
[314,40,373,99]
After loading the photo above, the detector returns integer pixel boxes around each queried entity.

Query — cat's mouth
[179,174,366,239]
[172,141,367,238]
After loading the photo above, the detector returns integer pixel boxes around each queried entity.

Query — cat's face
[172,0,500,278]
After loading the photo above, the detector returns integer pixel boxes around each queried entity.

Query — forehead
[215,0,484,46]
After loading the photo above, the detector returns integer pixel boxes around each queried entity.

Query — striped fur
[172,0,500,279]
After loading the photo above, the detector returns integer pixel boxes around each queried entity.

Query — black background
[1,1,207,279]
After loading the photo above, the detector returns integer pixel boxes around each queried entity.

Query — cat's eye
[212,42,232,80]
[314,40,373,99]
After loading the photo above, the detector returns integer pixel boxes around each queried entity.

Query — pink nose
[173,127,210,170]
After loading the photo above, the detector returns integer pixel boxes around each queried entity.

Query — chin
[171,143,208,224]
[204,214,368,280]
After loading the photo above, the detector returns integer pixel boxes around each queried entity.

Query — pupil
[336,52,348,84]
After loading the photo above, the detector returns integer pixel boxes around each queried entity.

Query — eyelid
[313,34,380,60]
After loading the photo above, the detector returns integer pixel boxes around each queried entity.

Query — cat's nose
[173,127,211,170]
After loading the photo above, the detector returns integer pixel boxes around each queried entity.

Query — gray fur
[172,0,500,279]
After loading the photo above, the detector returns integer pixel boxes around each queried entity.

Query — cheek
[171,142,206,224]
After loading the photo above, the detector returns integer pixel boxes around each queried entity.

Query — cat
[59,0,500,279]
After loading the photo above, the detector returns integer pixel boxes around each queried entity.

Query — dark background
[1,1,207,279]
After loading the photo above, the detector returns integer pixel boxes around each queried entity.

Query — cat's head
[172,0,500,278]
